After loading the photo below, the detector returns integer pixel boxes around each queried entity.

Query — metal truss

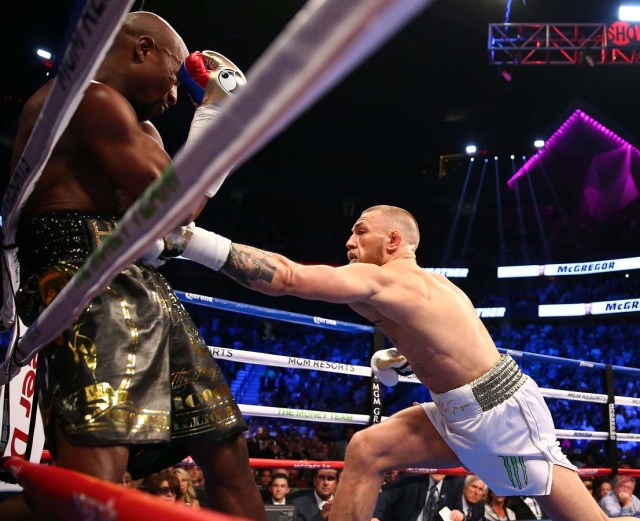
[488,23,640,65]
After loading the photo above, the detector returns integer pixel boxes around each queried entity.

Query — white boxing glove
[179,50,247,106]
[179,50,247,198]
[371,348,413,387]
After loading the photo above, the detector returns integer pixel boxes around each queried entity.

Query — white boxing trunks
[420,354,576,496]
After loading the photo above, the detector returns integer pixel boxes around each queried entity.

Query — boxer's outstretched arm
[148,223,391,304]
[221,243,384,304]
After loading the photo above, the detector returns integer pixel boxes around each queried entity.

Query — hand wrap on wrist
[185,105,226,198]
[179,225,232,271]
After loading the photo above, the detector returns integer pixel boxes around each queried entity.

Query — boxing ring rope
[1,457,250,521]
[218,347,640,441]
[205,345,640,441]
[178,292,640,447]
[239,459,640,479]
[4,456,639,521]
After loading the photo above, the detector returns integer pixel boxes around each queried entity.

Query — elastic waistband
[17,210,121,275]
[430,355,528,421]
[470,354,527,411]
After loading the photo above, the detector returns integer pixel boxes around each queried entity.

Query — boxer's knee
[345,429,377,468]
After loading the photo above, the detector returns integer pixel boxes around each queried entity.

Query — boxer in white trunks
[154,204,631,521]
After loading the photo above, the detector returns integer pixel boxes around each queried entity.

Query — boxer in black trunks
[4,11,265,521]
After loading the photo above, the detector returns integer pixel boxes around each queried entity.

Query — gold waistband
[470,354,527,412]
[18,210,120,274]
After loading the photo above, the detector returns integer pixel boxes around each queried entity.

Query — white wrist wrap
[183,226,232,271]
[187,105,222,145]
[185,105,227,198]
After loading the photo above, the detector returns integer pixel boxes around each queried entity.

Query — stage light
[534,139,545,149]
[465,145,477,155]
[619,5,640,21]
[36,49,52,59]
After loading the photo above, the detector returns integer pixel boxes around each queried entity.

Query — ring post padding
[368,327,386,425]
[604,363,618,479]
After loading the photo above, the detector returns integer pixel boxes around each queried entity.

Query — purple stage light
[507,109,640,220]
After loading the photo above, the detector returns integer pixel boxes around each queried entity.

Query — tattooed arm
[220,242,386,305]
[167,224,393,304]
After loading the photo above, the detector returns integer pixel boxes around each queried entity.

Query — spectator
[291,468,339,521]
[289,468,310,490]
[173,466,201,509]
[245,428,263,458]
[581,477,597,500]
[600,476,640,517]
[261,439,285,459]
[451,475,487,521]
[139,470,179,504]
[120,471,133,488]
[187,464,205,488]
[265,473,292,505]
[272,467,291,478]
[508,496,547,520]
[257,468,274,490]
[174,457,207,507]
[381,470,400,489]
[598,480,613,500]
[329,426,356,462]
[484,489,516,521]
[372,471,464,521]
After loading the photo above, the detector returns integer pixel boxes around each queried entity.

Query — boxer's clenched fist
[179,50,246,106]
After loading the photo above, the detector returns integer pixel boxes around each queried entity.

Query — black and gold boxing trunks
[16,210,247,477]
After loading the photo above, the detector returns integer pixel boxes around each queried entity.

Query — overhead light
[534,139,545,149]
[619,5,640,21]
[465,145,477,155]
[36,49,52,59]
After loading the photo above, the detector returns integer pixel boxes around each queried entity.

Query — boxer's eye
[218,69,246,94]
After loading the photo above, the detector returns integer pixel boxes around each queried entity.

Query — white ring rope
[211,346,640,442]
[239,404,374,426]
[211,346,373,378]
[216,347,640,408]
